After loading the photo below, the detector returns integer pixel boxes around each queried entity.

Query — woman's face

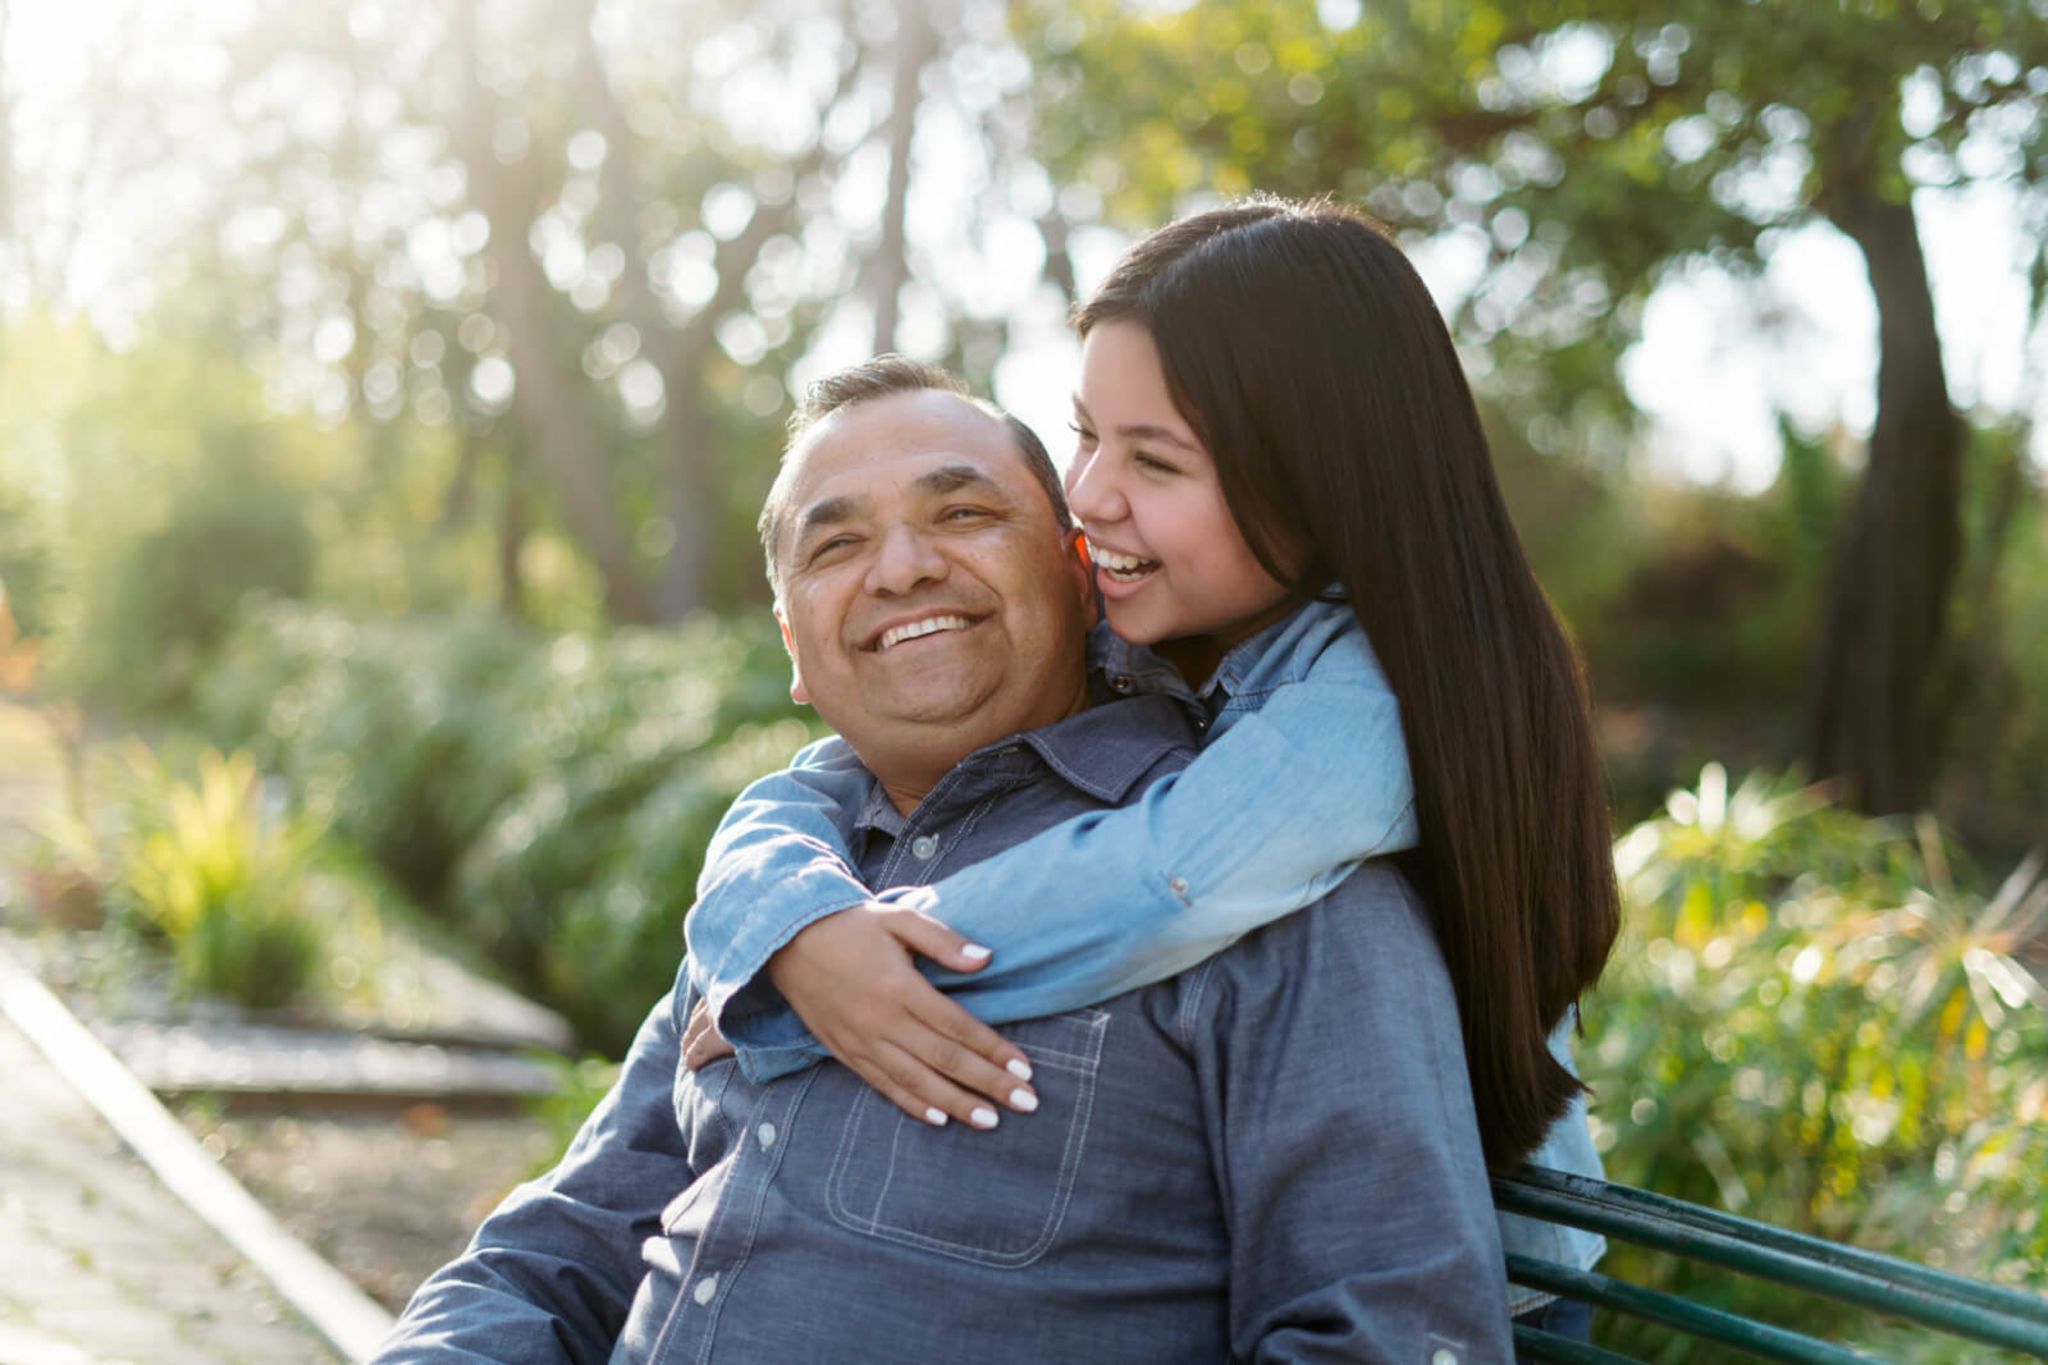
[1066,320,1293,650]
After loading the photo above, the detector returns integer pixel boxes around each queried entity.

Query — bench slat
[1497,1167,2048,1357]
[1508,1254,1874,1364]
[1511,1324,1640,1364]
[1513,1166,2048,1327]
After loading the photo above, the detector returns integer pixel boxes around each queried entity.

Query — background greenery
[0,0,2042,1351]
[1589,767,2046,1357]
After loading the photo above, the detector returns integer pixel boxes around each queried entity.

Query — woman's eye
[1067,421,1097,448]
[1134,453,1179,476]
[942,506,990,522]
[810,536,856,561]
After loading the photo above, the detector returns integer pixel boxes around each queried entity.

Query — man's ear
[776,609,812,705]
[1066,529,1100,629]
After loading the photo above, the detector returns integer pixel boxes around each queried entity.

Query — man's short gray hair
[758,355,1070,601]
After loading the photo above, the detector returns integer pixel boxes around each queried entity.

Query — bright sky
[8,0,2043,492]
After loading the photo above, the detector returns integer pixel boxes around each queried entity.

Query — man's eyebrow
[793,494,864,548]
[1070,396,1199,453]
[912,464,1008,498]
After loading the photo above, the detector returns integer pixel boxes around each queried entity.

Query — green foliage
[0,478,57,640]
[61,457,317,717]
[1587,765,2048,1358]
[199,604,536,905]
[526,1053,625,1176]
[113,747,327,1010]
[1932,432,2048,862]
[197,602,822,1052]
[1588,483,1818,709]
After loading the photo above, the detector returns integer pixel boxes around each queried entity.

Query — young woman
[684,197,1619,1329]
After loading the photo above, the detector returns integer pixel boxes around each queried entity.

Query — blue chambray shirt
[376,696,1513,1363]
[687,595,1608,1308]
[687,598,1416,1067]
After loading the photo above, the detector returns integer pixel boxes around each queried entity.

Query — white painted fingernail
[961,943,992,962]
[1006,1058,1032,1081]
[1010,1088,1038,1113]
[970,1106,999,1130]
[924,1107,949,1127]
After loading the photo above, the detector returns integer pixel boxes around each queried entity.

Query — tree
[1017,0,2048,813]
[147,0,1002,622]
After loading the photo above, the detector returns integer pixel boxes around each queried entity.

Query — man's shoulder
[790,732,865,771]
[1198,861,1444,1000]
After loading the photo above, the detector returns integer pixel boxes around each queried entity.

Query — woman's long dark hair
[1077,197,1619,1170]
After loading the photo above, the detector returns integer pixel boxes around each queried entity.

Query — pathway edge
[0,940,397,1363]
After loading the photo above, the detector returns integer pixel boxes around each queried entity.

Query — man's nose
[864,523,949,596]
[1064,450,1126,525]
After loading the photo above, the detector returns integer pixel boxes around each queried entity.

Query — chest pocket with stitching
[824,1007,1110,1268]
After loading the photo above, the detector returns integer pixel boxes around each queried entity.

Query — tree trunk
[871,0,931,354]
[1809,147,1964,814]
[454,0,658,624]
[499,443,530,619]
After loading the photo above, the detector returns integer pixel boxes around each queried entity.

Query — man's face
[773,390,1096,799]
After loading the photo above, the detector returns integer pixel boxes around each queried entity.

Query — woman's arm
[885,644,1413,1021]
[691,627,1411,1097]
[684,736,875,1043]
[684,738,1031,1125]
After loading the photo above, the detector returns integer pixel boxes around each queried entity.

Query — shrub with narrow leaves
[1586,765,2047,1359]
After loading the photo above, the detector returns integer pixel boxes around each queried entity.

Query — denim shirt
[687,596,1415,1068]
[374,696,1512,1364]
[686,597,1606,1304]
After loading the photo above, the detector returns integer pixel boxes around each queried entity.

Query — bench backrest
[1499,1166,2048,1362]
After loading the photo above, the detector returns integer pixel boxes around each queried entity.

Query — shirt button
[1168,876,1190,898]
[756,1122,777,1150]
[1111,674,1133,693]
[693,1274,719,1305]
[911,835,938,860]
[1430,1351,1458,1365]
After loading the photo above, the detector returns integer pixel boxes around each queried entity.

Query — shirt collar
[1090,622,1195,704]
[853,780,909,841]
[1089,583,1348,704]
[999,694,1194,803]
[1201,585,1342,698]
[849,690,1197,837]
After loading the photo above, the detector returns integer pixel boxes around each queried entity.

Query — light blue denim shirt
[684,595,1606,1305]
[376,697,1512,1363]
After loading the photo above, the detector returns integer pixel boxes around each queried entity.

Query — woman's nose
[1064,450,1125,525]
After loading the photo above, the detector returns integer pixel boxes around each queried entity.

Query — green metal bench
[1498,1166,2048,1362]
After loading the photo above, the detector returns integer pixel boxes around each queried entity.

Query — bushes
[1586,765,2047,1358]
[197,601,821,1053]
[64,471,316,716]
[199,605,535,905]
[114,747,326,1010]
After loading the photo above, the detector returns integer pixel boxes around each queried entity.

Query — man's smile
[863,611,988,652]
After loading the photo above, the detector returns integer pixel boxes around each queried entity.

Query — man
[376,359,1510,1363]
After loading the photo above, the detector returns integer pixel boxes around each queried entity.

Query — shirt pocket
[824,1007,1109,1269]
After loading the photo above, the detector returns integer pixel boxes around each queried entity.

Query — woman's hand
[748,903,1037,1129]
